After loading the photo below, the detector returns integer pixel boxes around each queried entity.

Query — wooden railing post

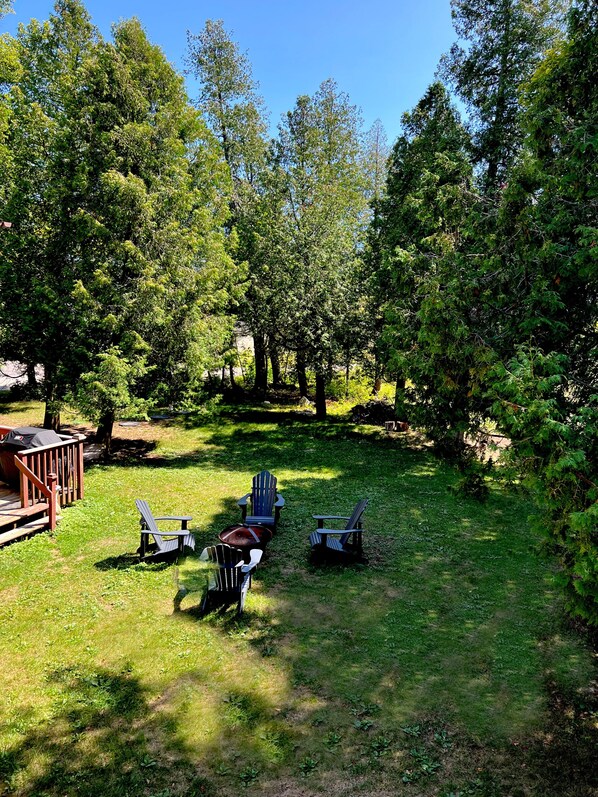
[76,436,85,500]
[18,457,29,508]
[48,473,58,530]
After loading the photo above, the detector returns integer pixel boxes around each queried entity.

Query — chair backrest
[251,470,277,516]
[203,544,242,568]
[213,565,243,593]
[202,544,243,593]
[136,499,160,536]
[338,499,368,546]
[136,498,169,548]
[344,499,369,531]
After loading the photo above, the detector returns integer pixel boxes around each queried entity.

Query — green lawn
[0,400,596,797]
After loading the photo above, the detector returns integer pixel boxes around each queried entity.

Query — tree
[186,19,267,191]
[0,0,99,427]
[186,19,270,392]
[268,80,368,417]
[0,0,19,217]
[360,119,390,391]
[440,0,565,191]
[0,3,235,448]
[375,83,484,453]
[488,0,598,624]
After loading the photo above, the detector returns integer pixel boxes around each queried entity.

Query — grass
[0,397,596,797]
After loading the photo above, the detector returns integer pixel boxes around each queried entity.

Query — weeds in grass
[298,755,319,776]
[239,766,260,787]
[434,728,454,749]
[401,723,422,737]
[369,735,392,757]
[324,730,342,748]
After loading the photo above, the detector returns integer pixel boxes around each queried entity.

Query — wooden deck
[0,483,55,546]
[0,426,85,547]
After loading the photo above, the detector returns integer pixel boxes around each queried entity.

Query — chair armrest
[237,493,251,507]
[316,528,366,536]
[312,515,350,521]
[154,515,193,522]
[142,528,192,537]
[315,527,347,535]
[241,548,263,572]
[275,494,285,507]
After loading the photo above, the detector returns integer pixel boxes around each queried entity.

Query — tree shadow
[0,665,214,797]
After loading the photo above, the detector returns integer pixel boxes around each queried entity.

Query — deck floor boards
[0,481,52,543]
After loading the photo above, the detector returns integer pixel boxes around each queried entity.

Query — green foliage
[186,19,267,188]
[440,0,565,189]
[376,82,485,455]
[265,79,370,415]
[0,3,238,442]
[483,1,598,624]
[489,348,598,624]
[75,344,149,425]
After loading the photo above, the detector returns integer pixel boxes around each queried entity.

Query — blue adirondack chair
[237,470,285,530]
[309,498,369,557]
[176,543,263,616]
[136,499,195,560]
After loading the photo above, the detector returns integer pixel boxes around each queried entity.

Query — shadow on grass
[78,409,597,795]
[0,665,214,797]
[93,553,179,572]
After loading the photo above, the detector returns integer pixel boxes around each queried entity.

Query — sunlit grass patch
[0,400,595,796]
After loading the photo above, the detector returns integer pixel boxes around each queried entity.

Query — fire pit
[218,524,272,561]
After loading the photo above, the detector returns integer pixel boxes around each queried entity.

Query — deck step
[0,502,50,530]
[0,517,52,546]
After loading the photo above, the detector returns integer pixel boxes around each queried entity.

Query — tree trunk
[27,363,38,393]
[345,362,350,399]
[253,333,268,395]
[296,350,309,398]
[229,363,237,389]
[373,355,382,395]
[43,379,60,431]
[43,405,60,432]
[270,346,282,387]
[394,376,407,420]
[95,409,115,458]
[315,371,327,419]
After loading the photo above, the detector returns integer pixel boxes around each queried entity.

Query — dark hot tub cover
[1,426,62,450]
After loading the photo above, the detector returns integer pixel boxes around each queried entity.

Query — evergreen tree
[0,2,235,448]
[377,83,482,453]
[269,80,368,417]
[186,19,272,392]
[440,0,565,191]
[489,0,598,623]
[186,19,267,191]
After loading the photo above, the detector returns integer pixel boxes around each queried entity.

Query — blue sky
[3,0,457,143]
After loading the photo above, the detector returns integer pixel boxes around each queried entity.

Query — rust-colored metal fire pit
[218,524,272,562]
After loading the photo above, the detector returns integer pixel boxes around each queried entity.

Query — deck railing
[0,426,85,529]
